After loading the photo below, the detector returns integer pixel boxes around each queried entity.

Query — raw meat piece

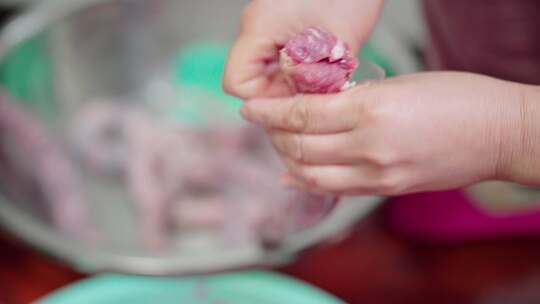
[0,95,94,241]
[124,112,228,248]
[71,101,129,176]
[173,196,226,229]
[71,101,334,249]
[280,27,358,94]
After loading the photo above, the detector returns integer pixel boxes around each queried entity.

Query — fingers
[278,159,371,195]
[280,172,375,196]
[241,92,358,134]
[223,35,291,99]
[269,129,356,165]
[280,172,358,196]
[278,156,402,196]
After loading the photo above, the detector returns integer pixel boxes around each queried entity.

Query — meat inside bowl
[67,94,337,251]
[0,89,335,246]
[0,0,381,275]
[0,86,339,274]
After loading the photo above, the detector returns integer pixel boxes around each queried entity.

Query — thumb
[223,34,292,99]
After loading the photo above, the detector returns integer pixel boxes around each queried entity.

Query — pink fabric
[387,191,540,242]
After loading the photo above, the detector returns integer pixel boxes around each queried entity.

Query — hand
[223,0,384,99]
[240,72,526,196]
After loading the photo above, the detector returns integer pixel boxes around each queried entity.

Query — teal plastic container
[37,271,345,304]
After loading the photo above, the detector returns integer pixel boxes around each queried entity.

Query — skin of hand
[222,0,384,99]
[240,71,538,196]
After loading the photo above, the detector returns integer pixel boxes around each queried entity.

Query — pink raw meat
[0,95,95,241]
[280,27,358,94]
[72,102,335,249]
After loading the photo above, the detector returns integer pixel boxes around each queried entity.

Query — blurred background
[2,1,540,304]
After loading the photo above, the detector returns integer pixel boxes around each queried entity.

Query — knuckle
[288,99,311,131]
[223,76,251,99]
[295,167,317,186]
[362,104,386,126]
[270,133,285,152]
[363,150,398,168]
[240,1,267,32]
[292,134,305,162]
[357,93,390,127]
[336,91,360,127]
[283,156,302,174]
[273,133,303,161]
[222,77,236,96]
[280,134,304,162]
[240,4,256,28]
[304,173,321,189]
[374,172,406,195]
[222,64,243,98]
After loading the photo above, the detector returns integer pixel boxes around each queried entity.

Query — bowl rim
[0,0,383,275]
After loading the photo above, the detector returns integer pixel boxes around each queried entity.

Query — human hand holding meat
[223,0,384,98]
[240,72,535,196]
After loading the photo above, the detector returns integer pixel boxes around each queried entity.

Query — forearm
[498,84,540,186]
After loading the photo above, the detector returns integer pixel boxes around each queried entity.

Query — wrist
[496,83,540,185]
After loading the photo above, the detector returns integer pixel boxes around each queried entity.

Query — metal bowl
[0,0,383,275]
